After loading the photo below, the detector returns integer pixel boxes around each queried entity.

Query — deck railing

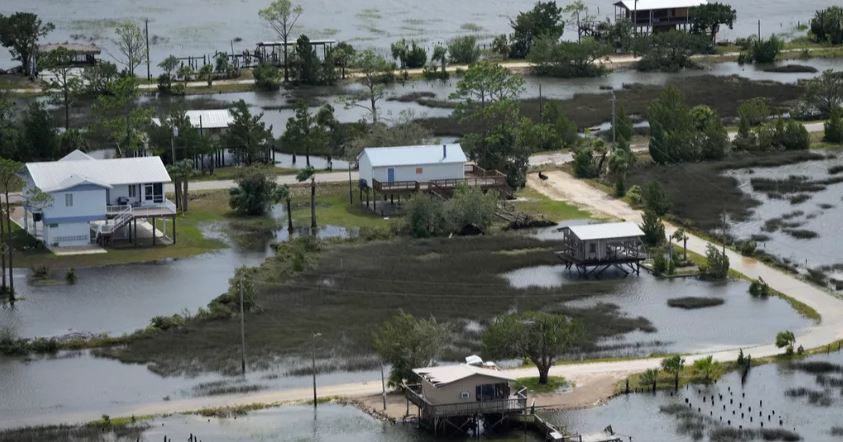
[404,383,528,418]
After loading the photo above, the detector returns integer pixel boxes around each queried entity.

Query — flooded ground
[158,58,837,136]
[502,265,811,356]
[0,350,382,430]
[553,349,843,441]
[726,152,843,270]
[0,206,356,339]
[1,0,828,74]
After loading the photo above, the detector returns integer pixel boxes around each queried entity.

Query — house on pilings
[556,222,647,277]
[614,0,707,34]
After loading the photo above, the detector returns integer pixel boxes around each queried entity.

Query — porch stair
[95,206,133,244]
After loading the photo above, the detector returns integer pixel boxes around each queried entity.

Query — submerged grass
[516,376,569,394]
[100,234,655,376]
[511,186,593,221]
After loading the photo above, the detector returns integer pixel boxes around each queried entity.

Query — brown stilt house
[614,0,707,34]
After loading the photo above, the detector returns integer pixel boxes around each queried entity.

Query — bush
[149,314,185,331]
[640,209,665,247]
[642,181,671,216]
[30,265,48,278]
[65,268,76,284]
[653,252,669,276]
[229,168,279,216]
[253,63,281,91]
[749,277,770,298]
[753,119,810,151]
[448,35,481,65]
[737,240,757,256]
[573,147,597,178]
[810,6,843,44]
[627,185,642,205]
[825,107,843,143]
[743,36,783,64]
[402,185,499,237]
[699,243,729,280]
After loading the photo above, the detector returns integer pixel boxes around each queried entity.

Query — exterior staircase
[95,206,133,244]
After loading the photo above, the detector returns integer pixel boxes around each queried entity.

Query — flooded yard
[552,350,843,441]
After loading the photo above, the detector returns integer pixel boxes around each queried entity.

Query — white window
[128,185,137,198]
[65,193,73,207]
[460,391,470,399]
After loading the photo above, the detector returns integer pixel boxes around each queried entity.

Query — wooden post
[172,215,176,244]
[152,217,156,246]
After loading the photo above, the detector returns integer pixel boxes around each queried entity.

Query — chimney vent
[443,144,447,158]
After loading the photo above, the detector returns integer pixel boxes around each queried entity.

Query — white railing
[96,205,133,235]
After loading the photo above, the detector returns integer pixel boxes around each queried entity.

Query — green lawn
[516,376,570,394]
[512,187,592,221]
[289,182,397,231]
[13,190,241,268]
[191,164,298,181]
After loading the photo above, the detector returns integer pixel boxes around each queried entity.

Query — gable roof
[151,109,234,130]
[614,0,706,10]
[566,222,644,241]
[26,157,171,193]
[60,149,95,162]
[413,364,515,387]
[359,144,467,168]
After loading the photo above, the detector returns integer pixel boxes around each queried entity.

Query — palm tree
[692,356,721,384]
[296,166,316,229]
[0,159,22,298]
[776,330,796,355]
[167,159,195,212]
[272,184,293,232]
[661,355,685,391]
[639,368,659,394]
[671,228,689,261]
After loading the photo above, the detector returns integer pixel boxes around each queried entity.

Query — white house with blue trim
[357,144,467,189]
[21,151,175,248]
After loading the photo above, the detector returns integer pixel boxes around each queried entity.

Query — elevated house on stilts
[556,222,646,277]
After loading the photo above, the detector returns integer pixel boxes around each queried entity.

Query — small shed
[36,43,101,67]
[557,221,646,277]
[357,144,467,190]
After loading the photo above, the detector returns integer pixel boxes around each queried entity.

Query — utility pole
[538,83,543,122]
[380,361,387,410]
[757,20,761,40]
[170,125,178,164]
[348,162,353,204]
[145,19,151,81]
[610,89,617,147]
[312,332,322,407]
[239,276,246,376]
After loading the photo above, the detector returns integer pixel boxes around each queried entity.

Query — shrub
[65,268,76,284]
[741,35,783,64]
[642,181,671,216]
[627,185,642,205]
[824,106,843,143]
[573,147,597,178]
[653,252,669,276]
[30,265,48,278]
[253,63,281,91]
[448,35,481,65]
[749,277,770,298]
[775,330,796,355]
[640,209,666,247]
[737,240,757,256]
[149,315,185,331]
[810,6,843,44]
[699,243,729,280]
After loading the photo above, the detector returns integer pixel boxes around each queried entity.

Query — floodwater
[152,57,839,136]
[0,207,356,339]
[552,349,843,441]
[0,0,829,74]
[726,152,843,270]
[503,265,811,356]
[0,350,382,430]
[138,404,542,442]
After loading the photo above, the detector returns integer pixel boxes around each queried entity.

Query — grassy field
[191,164,298,181]
[289,182,398,231]
[511,187,593,221]
[14,190,241,268]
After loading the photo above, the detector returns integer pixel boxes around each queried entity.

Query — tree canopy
[0,12,54,76]
[483,311,581,384]
[509,1,566,59]
[258,0,304,82]
[690,2,737,42]
[223,100,273,165]
[372,311,449,387]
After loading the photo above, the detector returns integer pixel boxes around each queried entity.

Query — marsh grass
[667,297,725,310]
[101,235,654,376]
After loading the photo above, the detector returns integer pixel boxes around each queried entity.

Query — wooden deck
[405,384,528,419]
[372,164,509,194]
